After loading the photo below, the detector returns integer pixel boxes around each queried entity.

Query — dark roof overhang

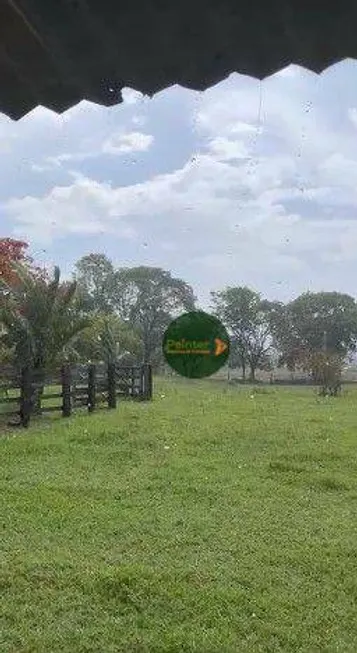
[1,1,357,120]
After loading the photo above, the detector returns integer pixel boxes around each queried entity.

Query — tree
[0,263,89,412]
[0,339,12,365]
[0,238,47,292]
[0,238,30,289]
[308,350,343,396]
[211,286,274,381]
[267,301,303,373]
[74,313,141,364]
[116,266,196,365]
[271,292,357,378]
[290,292,357,355]
[73,253,118,314]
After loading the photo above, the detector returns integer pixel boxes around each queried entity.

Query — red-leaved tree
[0,239,48,295]
[0,238,31,287]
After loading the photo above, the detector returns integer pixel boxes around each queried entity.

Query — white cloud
[132,114,147,127]
[121,88,145,105]
[30,163,50,173]
[3,60,357,305]
[5,143,356,287]
[0,138,13,153]
[102,131,153,154]
[24,105,60,122]
[29,128,154,170]
[274,65,302,79]
[207,136,249,161]
[6,177,138,244]
[348,107,357,128]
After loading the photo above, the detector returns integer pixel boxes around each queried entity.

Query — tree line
[2,238,357,393]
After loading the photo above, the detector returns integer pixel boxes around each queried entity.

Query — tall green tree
[271,292,357,376]
[211,286,274,381]
[73,253,118,314]
[116,266,196,365]
[74,313,141,364]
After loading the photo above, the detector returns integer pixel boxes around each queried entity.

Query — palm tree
[0,263,90,413]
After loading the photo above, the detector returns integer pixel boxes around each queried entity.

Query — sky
[1,59,357,310]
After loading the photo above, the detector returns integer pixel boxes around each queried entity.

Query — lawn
[1,378,357,653]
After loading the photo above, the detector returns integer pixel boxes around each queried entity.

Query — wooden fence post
[131,366,136,398]
[61,364,72,417]
[20,367,32,427]
[139,365,145,401]
[148,364,153,400]
[88,364,96,412]
[142,364,153,400]
[107,363,117,409]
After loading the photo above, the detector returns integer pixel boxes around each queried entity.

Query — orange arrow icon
[214,338,228,356]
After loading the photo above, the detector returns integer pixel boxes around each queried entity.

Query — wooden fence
[0,363,152,428]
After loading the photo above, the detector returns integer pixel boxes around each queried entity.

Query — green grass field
[1,378,357,652]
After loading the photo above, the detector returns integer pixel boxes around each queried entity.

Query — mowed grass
[1,379,357,653]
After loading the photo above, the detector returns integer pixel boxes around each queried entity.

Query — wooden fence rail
[0,363,152,428]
